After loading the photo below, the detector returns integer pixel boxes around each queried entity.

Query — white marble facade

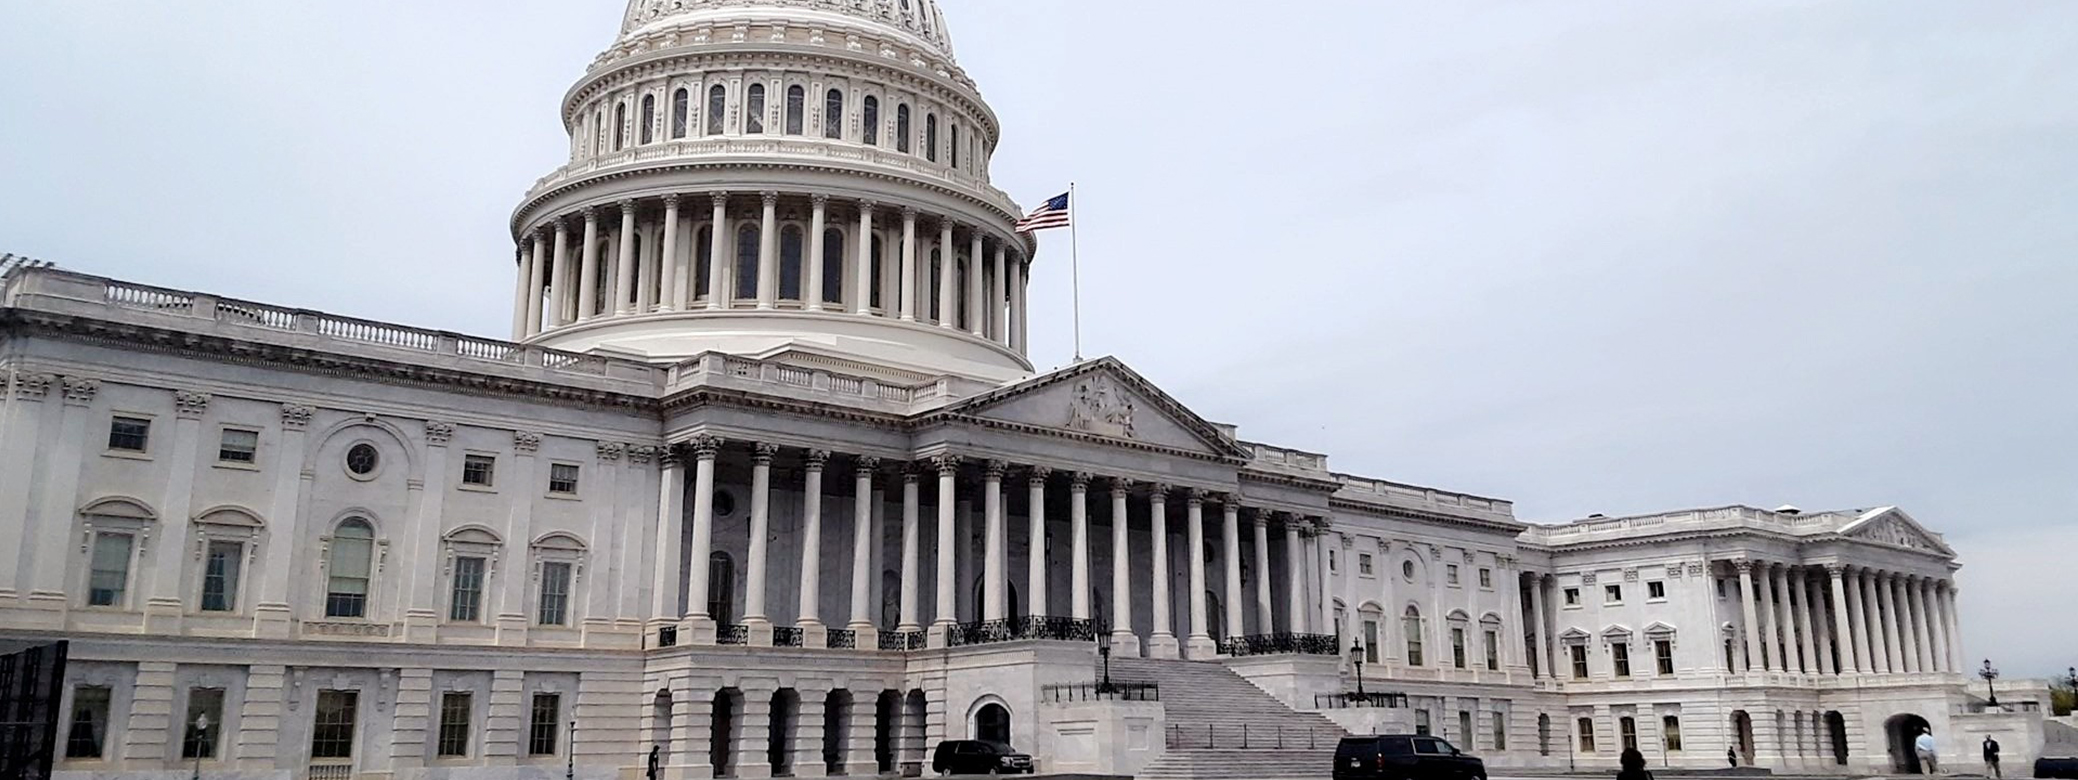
[0,1,1990,778]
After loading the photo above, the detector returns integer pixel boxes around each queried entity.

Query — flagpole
[1069,181,1082,363]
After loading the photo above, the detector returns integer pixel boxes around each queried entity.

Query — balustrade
[1219,633,1340,657]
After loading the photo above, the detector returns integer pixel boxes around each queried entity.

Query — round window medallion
[346,443,380,476]
[1402,560,1416,579]
[712,490,737,518]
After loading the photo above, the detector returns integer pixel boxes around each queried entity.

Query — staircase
[1108,656,1345,780]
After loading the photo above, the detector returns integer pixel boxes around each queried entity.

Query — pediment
[942,358,1248,459]
[1840,508,1952,555]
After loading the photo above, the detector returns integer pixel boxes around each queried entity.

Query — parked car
[2037,756,2078,779]
[931,739,1034,775]
[1334,734,1486,780]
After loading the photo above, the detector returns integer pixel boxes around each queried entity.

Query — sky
[2,1,2074,675]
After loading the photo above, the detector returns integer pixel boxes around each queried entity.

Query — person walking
[1984,735,2002,778]
[1916,728,1940,774]
[1618,746,1652,780]
[1726,746,1738,768]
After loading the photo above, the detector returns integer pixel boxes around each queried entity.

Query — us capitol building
[0,1,2022,778]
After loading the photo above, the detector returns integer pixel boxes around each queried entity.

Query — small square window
[1358,554,1374,576]
[217,428,258,464]
[548,463,580,495]
[1605,584,1623,604]
[108,416,151,452]
[1563,587,1581,606]
[1647,581,1666,600]
[1478,568,1492,588]
[1446,564,1460,585]
[462,454,496,487]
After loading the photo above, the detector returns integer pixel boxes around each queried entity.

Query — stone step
[1137,748,1338,780]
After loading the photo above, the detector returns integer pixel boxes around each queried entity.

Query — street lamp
[1096,632,1114,693]
[190,711,211,780]
[567,717,576,780]
[1349,638,1367,699]
[1980,659,2001,709]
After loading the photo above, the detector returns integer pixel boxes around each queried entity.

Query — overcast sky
[3,1,2074,675]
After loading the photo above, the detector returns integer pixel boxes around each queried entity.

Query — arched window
[326,518,375,618]
[824,89,845,140]
[706,85,726,135]
[672,88,690,139]
[784,85,805,135]
[613,102,628,151]
[869,236,885,309]
[708,552,735,626]
[975,703,1009,745]
[640,94,656,144]
[895,105,911,153]
[779,226,804,300]
[956,255,970,328]
[1403,606,1425,666]
[950,122,959,168]
[862,96,880,146]
[746,84,766,134]
[735,224,761,300]
[928,248,942,321]
[925,113,938,162]
[627,233,645,306]
[695,225,714,299]
[822,228,846,305]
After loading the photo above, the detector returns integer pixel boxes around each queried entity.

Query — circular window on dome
[713,490,737,519]
[345,443,380,477]
[1402,560,1416,580]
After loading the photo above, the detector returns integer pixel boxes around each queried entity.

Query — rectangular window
[450,556,486,623]
[1612,642,1632,677]
[1404,616,1425,667]
[1459,711,1474,747]
[1578,717,1596,753]
[108,416,151,452]
[86,533,133,607]
[217,428,258,464]
[1478,567,1492,588]
[1358,553,1373,576]
[548,463,580,495]
[311,690,359,760]
[1446,564,1460,585]
[538,562,572,626]
[1570,644,1589,679]
[200,540,243,612]
[65,685,111,759]
[437,691,473,757]
[1605,584,1623,604]
[1655,639,1675,675]
[1363,620,1380,663]
[1563,587,1580,606]
[1451,628,1467,669]
[1484,629,1500,671]
[1492,712,1507,751]
[181,687,225,759]
[528,693,562,756]
[462,454,496,487]
[1647,581,1667,600]
[1414,709,1431,737]
[1662,715,1683,751]
[1328,550,1337,573]
[1716,578,1728,599]
[1620,716,1638,751]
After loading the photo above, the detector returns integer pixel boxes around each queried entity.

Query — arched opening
[641,94,656,145]
[768,689,798,776]
[862,96,880,146]
[325,518,375,618]
[896,105,911,153]
[1886,713,1932,773]
[970,579,1024,627]
[746,84,766,134]
[1537,713,1551,757]
[735,224,760,301]
[824,89,844,140]
[672,87,690,139]
[925,113,938,162]
[709,552,736,626]
[823,690,850,775]
[975,703,1011,745]
[1403,605,1425,666]
[875,690,900,774]
[614,102,628,151]
[950,123,960,168]
[927,248,942,322]
[901,691,927,775]
[712,688,741,777]
[707,85,726,136]
[1826,710,1849,766]
[1730,710,1755,766]
[652,690,674,764]
[869,236,886,310]
[821,228,846,306]
[784,85,805,135]
[695,225,714,299]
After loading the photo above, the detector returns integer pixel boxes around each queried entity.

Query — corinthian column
[1186,491,1214,659]
[1026,468,1050,620]
[615,200,638,314]
[1148,485,1176,658]
[848,457,880,636]
[1070,473,1091,620]
[1827,565,1857,674]
[549,220,572,325]
[854,201,876,314]
[511,242,534,339]
[1922,577,1949,673]
[898,467,921,632]
[743,443,778,644]
[1878,572,1904,673]
[937,220,957,328]
[967,231,986,335]
[931,455,961,639]
[659,194,683,310]
[1735,560,1760,671]
[1109,480,1138,655]
[981,461,1007,621]
[683,436,722,642]
[1253,510,1274,635]
[898,208,918,320]
[525,230,549,335]
[578,207,601,320]
[797,450,828,632]
[707,192,730,310]
[990,244,1008,343]
[807,194,828,311]
[756,192,779,309]
[1284,517,1305,634]
[1222,500,1244,647]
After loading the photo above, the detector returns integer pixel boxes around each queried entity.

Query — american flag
[1014,192,1072,233]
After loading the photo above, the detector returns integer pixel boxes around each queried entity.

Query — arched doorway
[1729,710,1755,765]
[713,688,741,777]
[769,689,799,776]
[874,690,899,774]
[653,690,674,763]
[901,691,928,775]
[970,579,1023,625]
[975,703,1011,745]
[1826,711,1849,766]
[824,690,850,775]
[1886,713,1932,774]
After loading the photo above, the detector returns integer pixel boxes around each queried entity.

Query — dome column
[898,207,918,321]
[990,243,1007,344]
[1010,256,1028,354]
[937,220,956,328]
[807,194,829,312]
[659,194,683,311]
[966,230,985,336]
[706,192,729,310]
[853,202,877,315]
[524,231,547,337]
[578,207,602,321]
[757,191,780,309]
[510,242,534,340]
[549,220,572,327]
[615,200,638,315]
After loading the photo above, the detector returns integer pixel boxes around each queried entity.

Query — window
[895,104,911,153]
[822,228,846,304]
[706,85,726,135]
[1485,629,1500,671]
[784,85,804,135]
[345,443,379,476]
[438,692,473,757]
[746,84,765,134]
[1619,716,1638,751]
[613,102,626,151]
[671,87,689,139]
[862,96,879,145]
[1414,709,1431,737]
[1604,584,1622,604]
[1662,715,1683,751]
[217,428,258,464]
[1577,717,1596,752]
[868,236,885,308]
[1446,564,1460,585]
[1363,620,1380,663]
[181,687,225,759]
[640,94,656,144]
[1492,712,1507,751]
[1563,587,1580,606]
[925,113,938,162]
[1403,607,1424,666]
[824,89,844,139]
[779,225,804,300]
[325,519,374,618]
[538,561,572,626]
[1357,554,1373,576]
[450,556,486,622]
[86,533,133,607]
[528,693,562,756]
[950,123,959,168]
[199,540,243,612]
[1328,550,1337,573]
[1716,578,1728,599]
[696,225,714,298]
[1451,627,1467,669]
[1655,639,1675,675]
[1478,567,1492,588]
[108,416,150,452]
[1612,642,1632,677]
[548,463,581,495]
[65,685,111,759]
[735,223,761,300]
[311,690,358,759]
[462,454,495,487]
[1647,581,1666,600]
[1570,644,1589,679]
[1402,560,1415,579]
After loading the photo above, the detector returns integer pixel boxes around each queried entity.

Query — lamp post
[567,717,576,780]
[1349,638,1367,699]
[1097,631,1114,693]
[190,711,211,780]
[1979,659,2001,709]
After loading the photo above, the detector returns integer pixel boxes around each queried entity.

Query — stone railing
[1525,505,1852,545]
[772,626,804,648]
[946,616,1099,647]
[1219,633,1340,657]
[1042,681,1160,703]
[1334,474,1517,520]
[1315,691,1410,709]
[673,352,987,411]
[1245,442,1329,473]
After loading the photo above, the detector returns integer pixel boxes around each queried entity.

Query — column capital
[596,442,624,462]
[174,390,211,419]
[931,454,961,476]
[1824,563,1847,577]
[658,445,683,468]
[689,435,724,460]
[901,464,921,485]
[1186,489,1207,507]
[1733,558,1755,574]
[900,206,918,220]
[618,198,637,213]
[1109,478,1133,498]
[858,199,877,214]
[984,460,1007,480]
[60,376,99,406]
[514,431,543,454]
[760,191,780,207]
[424,422,455,447]
[854,455,882,476]
[1069,472,1093,490]
[554,218,571,236]
[1147,483,1171,501]
[1025,465,1052,487]
[710,191,730,208]
[753,442,780,464]
[805,449,830,470]
[280,403,314,430]
[810,192,830,207]
[583,206,600,223]
[662,193,681,207]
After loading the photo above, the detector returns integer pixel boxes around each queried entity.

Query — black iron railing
[827,629,857,650]
[1042,681,1161,703]
[656,626,678,648]
[1022,616,1099,641]
[717,624,749,645]
[1219,633,1340,657]
[878,630,925,651]
[773,626,804,648]
[945,617,1100,647]
[1315,691,1410,709]
[1167,724,1343,750]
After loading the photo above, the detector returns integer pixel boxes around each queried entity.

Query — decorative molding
[514,432,543,453]
[753,442,780,464]
[9,372,53,400]
[1582,572,1598,585]
[689,435,723,459]
[424,421,455,446]
[931,453,961,476]
[1622,568,1639,583]
[60,376,98,406]
[1025,464,1050,486]
[626,445,659,465]
[597,442,625,462]
[855,455,882,475]
[806,449,831,470]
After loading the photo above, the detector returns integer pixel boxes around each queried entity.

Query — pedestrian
[1984,735,2002,778]
[1727,746,1738,768]
[1618,746,1652,780]
[1916,728,1940,774]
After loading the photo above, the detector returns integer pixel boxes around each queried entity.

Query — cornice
[1329,498,1528,537]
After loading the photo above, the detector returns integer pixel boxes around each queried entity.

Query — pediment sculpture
[1066,375,1136,439]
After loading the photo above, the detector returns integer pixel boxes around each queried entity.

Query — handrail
[946,617,1099,647]
[1166,724,1344,751]
[1219,633,1341,657]
[1315,691,1410,709]
[1042,682,1159,703]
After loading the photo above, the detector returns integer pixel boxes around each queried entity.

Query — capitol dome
[505,0,1033,383]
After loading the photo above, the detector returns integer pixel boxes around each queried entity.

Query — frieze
[303,621,393,638]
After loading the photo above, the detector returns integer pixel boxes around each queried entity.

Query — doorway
[975,703,1011,745]
[1886,713,1932,774]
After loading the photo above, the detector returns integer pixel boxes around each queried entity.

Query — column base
[253,603,295,639]
[495,613,530,646]
[799,621,828,649]
[1109,629,1142,658]
[141,597,184,633]
[681,616,718,646]
[746,618,775,647]
[927,622,953,649]
[847,623,878,651]
[1147,632,1181,660]
[1186,634,1219,660]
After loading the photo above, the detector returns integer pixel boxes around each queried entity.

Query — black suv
[931,739,1034,775]
[1334,735,1486,780]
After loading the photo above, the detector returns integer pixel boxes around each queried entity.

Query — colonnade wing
[1837,508,1955,556]
[928,357,1250,460]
